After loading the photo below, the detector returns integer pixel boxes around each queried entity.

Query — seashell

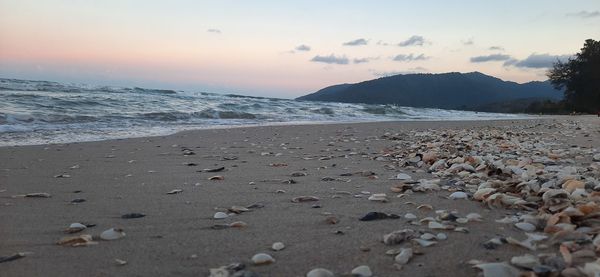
[228,221,247,228]
[412,238,437,247]
[306,268,334,277]
[466,213,482,222]
[100,228,126,240]
[350,265,372,277]
[448,191,468,200]
[428,221,447,229]
[394,248,413,264]
[473,188,496,201]
[404,213,417,220]
[292,196,319,203]
[454,227,469,233]
[416,204,433,210]
[203,167,225,172]
[65,223,87,233]
[228,206,250,214]
[562,180,584,193]
[291,172,307,177]
[213,212,229,219]
[121,213,145,219]
[495,216,518,224]
[272,242,285,251]
[24,192,51,198]
[456,218,469,224]
[166,189,183,194]
[57,234,96,247]
[510,254,540,269]
[368,193,388,202]
[515,222,536,232]
[383,229,415,245]
[115,259,127,266]
[251,253,275,265]
[420,233,435,240]
[436,233,448,240]
[208,175,224,180]
[474,262,521,277]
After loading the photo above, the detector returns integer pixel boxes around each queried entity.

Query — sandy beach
[1,116,599,277]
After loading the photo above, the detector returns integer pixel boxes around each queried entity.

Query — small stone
[436,233,448,240]
[367,193,388,202]
[351,265,372,277]
[428,221,446,229]
[404,213,417,220]
[100,228,126,240]
[121,213,145,219]
[515,222,536,232]
[166,189,183,194]
[306,268,334,277]
[272,242,285,251]
[393,173,412,180]
[115,259,127,266]
[448,191,468,200]
[510,254,540,269]
[214,212,229,219]
[420,233,436,240]
[251,253,275,265]
[291,172,307,177]
[292,196,320,203]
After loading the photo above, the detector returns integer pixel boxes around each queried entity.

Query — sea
[0,78,524,146]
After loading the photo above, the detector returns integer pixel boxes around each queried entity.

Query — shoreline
[1,116,598,276]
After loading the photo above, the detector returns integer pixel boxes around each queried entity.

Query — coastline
[1,116,598,276]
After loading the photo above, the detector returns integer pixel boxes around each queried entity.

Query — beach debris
[213,212,229,219]
[473,262,521,277]
[70,198,86,204]
[383,229,415,245]
[115,259,127,266]
[24,192,51,198]
[404,213,417,220]
[209,175,224,180]
[0,252,27,263]
[65,223,87,233]
[514,222,536,232]
[325,216,339,225]
[228,206,250,214]
[391,173,412,180]
[290,171,307,177]
[509,254,540,269]
[292,196,319,203]
[321,177,351,182]
[271,242,285,251]
[359,212,400,221]
[367,193,388,202]
[448,191,468,200]
[412,238,437,247]
[269,163,288,167]
[100,228,126,240]
[203,167,225,172]
[54,174,71,178]
[306,268,335,277]
[57,234,97,247]
[209,263,256,277]
[351,265,373,277]
[166,189,183,194]
[121,213,145,219]
[251,253,275,265]
[394,248,413,264]
[184,162,198,166]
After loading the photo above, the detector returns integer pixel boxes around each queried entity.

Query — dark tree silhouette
[548,39,600,113]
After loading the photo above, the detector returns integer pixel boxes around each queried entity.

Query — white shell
[100,228,126,240]
[428,221,446,229]
[394,248,413,264]
[474,263,521,277]
[449,191,468,199]
[436,233,448,240]
[213,212,229,219]
[394,173,412,180]
[412,238,437,247]
[466,213,482,222]
[251,253,275,265]
[272,242,285,251]
[420,233,436,240]
[306,268,334,277]
[515,222,536,232]
[69,223,87,230]
[404,213,417,220]
[351,265,372,277]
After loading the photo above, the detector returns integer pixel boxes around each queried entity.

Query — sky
[0,0,599,98]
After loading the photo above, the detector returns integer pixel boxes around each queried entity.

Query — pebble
[251,253,275,265]
[393,173,412,180]
[350,265,372,277]
[394,248,413,264]
[436,233,448,240]
[515,222,536,232]
[404,213,417,220]
[271,242,285,251]
[214,212,229,219]
[448,191,468,200]
[306,268,334,277]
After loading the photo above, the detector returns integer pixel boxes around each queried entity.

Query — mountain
[296,72,563,112]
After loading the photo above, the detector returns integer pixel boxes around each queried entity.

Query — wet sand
[1,116,598,277]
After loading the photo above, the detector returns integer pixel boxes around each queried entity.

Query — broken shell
[436,233,448,240]
[25,192,51,198]
[166,189,183,194]
[228,221,247,228]
[393,173,412,180]
[350,265,372,277]
[412,238,437,247]
[448,191,468,200]
[368,193,388,202]
[420,233,436,240]
[404,213,417,220]
[306,268,334,277]
[100,228,126,240]
[383,229,415,245]
[394,248,413,264]
[57,234,96,246]
[208,175,224,180]
[466,213,482,222]
[115,259,127,266]
[515,222,536,232]
[428,221,447,229]
[510,254,540,269]
[272,242,285,251]
[292,196,319,203]
[65,223,87,233]
[213,212,229,219]
[251,253,275,265]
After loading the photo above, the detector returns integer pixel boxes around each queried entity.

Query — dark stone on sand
[121,213,146,219]
[70,198,86,203]
[359,212,400,221]
[0,253,26,263]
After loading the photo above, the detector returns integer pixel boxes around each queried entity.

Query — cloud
[470,54,511,63]
[461,38,474,45]
[392,53,429,62]
[376,40,390,46]
[398,35,426,47]
[353,57,379,64]
[343,38,368,46]
[489,46,505,51]
[371,67,428,77]
[295,45,311,51]
[567,11,600,18]
[207,28,221,34]
[310,54,349,65]
[505,53,571,68]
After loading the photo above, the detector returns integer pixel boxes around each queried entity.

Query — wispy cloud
[398,35,427,47]
[295,44,311,52]
[566,11,600,18]
[461,38,474,45]
[470,54,511,63]
[371,67,428,77]
[310,54,349,65]
[504,53,571,68]
[353,57,379,64]
[207,28,221,34]
[343,38,368,46]
[489,46,505,51]
[392,53,429,62]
